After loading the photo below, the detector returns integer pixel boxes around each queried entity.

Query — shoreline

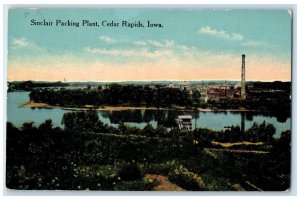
[22,101,260,112]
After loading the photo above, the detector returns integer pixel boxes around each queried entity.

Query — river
[7,92,291,138]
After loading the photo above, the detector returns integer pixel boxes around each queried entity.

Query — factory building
[204,54,247,101]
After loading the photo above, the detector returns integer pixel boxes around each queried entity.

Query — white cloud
[133,41,147,46]
[198,26,271,48]
[231,33,244,41]
[99,35,117,43]
[133,39,175,48]
[177,45,197,51]
[10,37,46,52]
[198,26,244,41]
[148,40,164,47]
[199,26,228,38]
[148,40,175,48]
[241,40,267,47]
[132,39,198,54]
[130,39,199,60]
[12,37,29,48]
[87,38,199,62]
[84,47,173,59]
[164,40,175,47]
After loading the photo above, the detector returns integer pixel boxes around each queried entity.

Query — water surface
[7,92,291,138]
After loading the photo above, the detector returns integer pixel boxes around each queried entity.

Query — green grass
[211,141,264,148]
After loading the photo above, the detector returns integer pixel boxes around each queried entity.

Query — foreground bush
[169,166,206,191]
[141,160,179,176]
[117,162,143,181]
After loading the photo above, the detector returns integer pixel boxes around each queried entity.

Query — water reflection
[100,109,290,137]
[241,112,245,132]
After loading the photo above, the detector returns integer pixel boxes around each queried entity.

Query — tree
[7,122,19,134]
[264,124,276,143]
[118,123,128,135]
[38,119,53,131]
[21,122,36,132]
[279,130,291,147]
[193,128,215,146]
[246,121,276,143]
[192,90,201,102]
[155,125,168,137]
[142,123,156,137]
[61,110,101,132]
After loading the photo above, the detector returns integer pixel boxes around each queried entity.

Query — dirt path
[145,174,185,191]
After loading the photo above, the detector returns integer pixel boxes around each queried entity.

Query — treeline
[9,81,69,91]
[249,81,291,91]
[29,84,192,107]
[208,97,290,115]
[194,122,278,145]
[60,110,278,144]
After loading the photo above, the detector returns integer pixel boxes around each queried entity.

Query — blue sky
[7,9,292,81]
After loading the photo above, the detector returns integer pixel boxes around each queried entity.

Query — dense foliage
[8,81,68,91]
[208,97,290,114]
[29,85,192,107]
[250,81,291,91]
[193,121,276,145]
[62,110,104,132]
[117,162,143,181]
[6,110,291,191]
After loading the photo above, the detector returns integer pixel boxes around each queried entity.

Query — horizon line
[7,79,292,83]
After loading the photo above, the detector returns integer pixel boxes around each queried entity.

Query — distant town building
[234,82,241,89]
[178,81,191,90]
[206,84,235,100]
[167,83,175,88]
[199,86,208,102]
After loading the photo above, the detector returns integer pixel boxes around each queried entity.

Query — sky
[7,9,292,82]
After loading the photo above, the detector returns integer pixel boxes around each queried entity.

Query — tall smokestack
[241,54,246,99]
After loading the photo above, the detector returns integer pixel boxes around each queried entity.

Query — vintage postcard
[6,8,292,191]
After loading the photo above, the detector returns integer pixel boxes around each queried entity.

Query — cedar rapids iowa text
[30,19,164,28]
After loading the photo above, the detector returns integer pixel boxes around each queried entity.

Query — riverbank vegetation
[8,81,69,91]
[6,110,291,191]
[29,85,192,107]
[28,84,291,113]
